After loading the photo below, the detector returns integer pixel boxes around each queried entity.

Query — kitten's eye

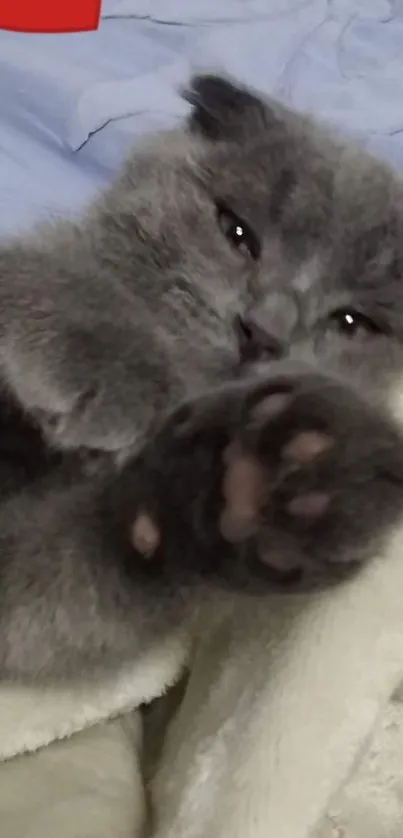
[216,204,260,260]
[328,309,382,337]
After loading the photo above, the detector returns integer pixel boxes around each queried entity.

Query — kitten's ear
[182,73,267,141]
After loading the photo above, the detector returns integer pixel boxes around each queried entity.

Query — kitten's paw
[38,383,143,455]
[30,325,170,455]
[127,370,403,591]
[217,374,403,584]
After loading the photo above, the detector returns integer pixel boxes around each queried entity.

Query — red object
[0,0,101,33]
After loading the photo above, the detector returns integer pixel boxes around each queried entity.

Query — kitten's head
[94,75,403,596]
[106,72,403,419]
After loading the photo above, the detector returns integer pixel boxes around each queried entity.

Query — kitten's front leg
[0,241,179,453]
[126,368,403,590]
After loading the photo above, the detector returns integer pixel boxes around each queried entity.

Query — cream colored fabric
[2,687,403,838]
[0,630,189,762]
[0,628,189,838]
[316,691,403,838]
[0,714,145,838]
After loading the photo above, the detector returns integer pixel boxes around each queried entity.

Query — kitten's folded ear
[182,73,268,141]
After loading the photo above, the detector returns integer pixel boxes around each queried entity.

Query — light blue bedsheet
[0,0,402,235]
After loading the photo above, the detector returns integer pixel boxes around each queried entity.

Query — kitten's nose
[236,312,285,364]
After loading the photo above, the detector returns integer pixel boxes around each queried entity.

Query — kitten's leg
[0,239,179,453]
[0,455,193,684]
[3,366,402,680]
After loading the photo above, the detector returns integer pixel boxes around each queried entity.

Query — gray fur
[0,74,403,683]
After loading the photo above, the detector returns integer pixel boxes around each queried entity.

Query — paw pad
[283,431,333,463]
[287,491,330,519]
[250,391,293,423]
[131,512,160,557]
[220,450,265,542]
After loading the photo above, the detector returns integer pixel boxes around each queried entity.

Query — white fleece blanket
[318,692,403,838]
[0,630,190,838]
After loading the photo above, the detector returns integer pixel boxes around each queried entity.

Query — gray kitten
[0,73,402,684]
